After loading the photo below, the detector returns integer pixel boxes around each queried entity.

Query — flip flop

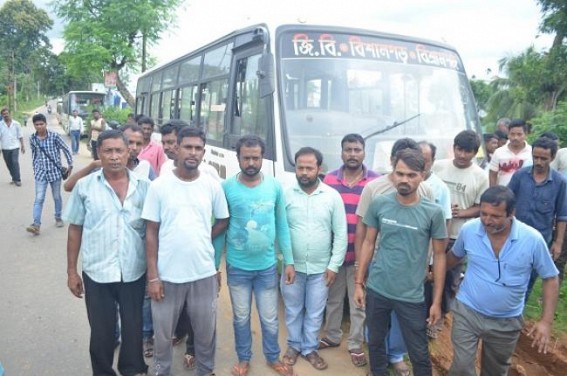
[318,337,340,349]
[183,353,196,370]
[391,360,411,376]
[230,361,250,376]
[349,348,368,367]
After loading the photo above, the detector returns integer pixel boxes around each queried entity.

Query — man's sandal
[318,337,340,349]
[183,353,196,370]
[282,347,300,366]
[268,360,295,376]
[230,361,250,376]
[391,360,411,376]
[349,348,368,367]
[302,351,328,370]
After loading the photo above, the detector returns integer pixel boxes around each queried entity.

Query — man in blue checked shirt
[27,113,73,235]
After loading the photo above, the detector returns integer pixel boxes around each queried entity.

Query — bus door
[226,46,276,178]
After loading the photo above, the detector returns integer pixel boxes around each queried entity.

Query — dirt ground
[428,316,567,376]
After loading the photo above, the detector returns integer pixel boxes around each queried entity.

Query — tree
[538,0,567,48]
[53,0,183,107]
[0,0,53,110]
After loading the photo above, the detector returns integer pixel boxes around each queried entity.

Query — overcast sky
[24,0,555,81]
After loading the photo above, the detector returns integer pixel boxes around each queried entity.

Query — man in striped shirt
[319,133,380,368]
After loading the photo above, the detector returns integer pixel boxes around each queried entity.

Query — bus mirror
[258,53,275,98]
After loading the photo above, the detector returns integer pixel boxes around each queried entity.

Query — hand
[67,272,84,298]
[20,146,25,154]
[325,269,337,286]
[427,303,442,328]
[89,160,102,170]
[353,284,365,308]
[550,242,562,260]
[283,265,295,285]
[527,320,553,354]
[451,204,460,218]
[216,271,222,293]
[148,280,165,301]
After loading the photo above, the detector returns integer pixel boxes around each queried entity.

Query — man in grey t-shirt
[354,149,447,376]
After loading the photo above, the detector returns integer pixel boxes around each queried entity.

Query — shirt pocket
[501,261,532,287]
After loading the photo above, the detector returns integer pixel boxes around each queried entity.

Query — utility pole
[142,31,147,73]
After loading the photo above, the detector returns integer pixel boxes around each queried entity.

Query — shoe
[55,218,64,228]
[143,337,153,358]
[26,224,40,235]
[14,181,21,186]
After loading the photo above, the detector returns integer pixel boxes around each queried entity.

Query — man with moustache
[281,147,347,371]
[447,186,559,376]
[319,133,380,368]
[222,135,295,376]
[143,126,229,376]
[63,129,149,376]
[138,116,166,175]
[354,149,447,376]
[507,136,567,300]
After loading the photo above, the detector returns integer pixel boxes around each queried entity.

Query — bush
[529,101,567,146]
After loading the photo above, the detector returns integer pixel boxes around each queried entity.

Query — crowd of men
[2,108,563,376]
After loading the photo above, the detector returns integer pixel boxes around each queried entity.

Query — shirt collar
[336,164,370,180]
[529,166,553,182]
[292,179,324,195]
[476,217,519,243]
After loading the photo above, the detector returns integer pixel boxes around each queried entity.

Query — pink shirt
[138,141,166,175]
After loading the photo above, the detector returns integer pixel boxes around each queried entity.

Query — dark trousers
[366,289,432,376]
[175,301,196,355]
[83,272,148,376]
[2,148,21,182]
[555,239,567,285]
[90,140,99,160]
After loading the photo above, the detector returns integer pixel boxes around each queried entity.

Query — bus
[136,23,480,183]
[59,91,106,135]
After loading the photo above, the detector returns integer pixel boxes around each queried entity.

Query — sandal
[143,338,153,358]
[391,360,411,376]
[426,326,438,339]
[302,351,328,370]
[282,347,300,366]
[349,348,368,367]
[318,337,340,349]
[183,353,196,370]
[230,361,250,376]
[268,360,295,376]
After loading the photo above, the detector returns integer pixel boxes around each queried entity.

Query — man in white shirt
[0,107,25,186]
[69,109,84,155]
[489,119,532,187]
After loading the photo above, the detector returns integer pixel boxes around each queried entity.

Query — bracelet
[354,282,364,285]
[148,278,160,283]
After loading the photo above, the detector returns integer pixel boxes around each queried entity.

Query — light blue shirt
[223,174,294,271]
[452,218,559,318]
[426,172,452,220]
[285,181,347,274]
[63,170,150,283]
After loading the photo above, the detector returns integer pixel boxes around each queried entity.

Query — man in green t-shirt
[354,149,447,376]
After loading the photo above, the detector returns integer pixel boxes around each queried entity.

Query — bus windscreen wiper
[363,113,421,141]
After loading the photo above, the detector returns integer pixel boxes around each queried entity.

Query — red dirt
[429,316,567,376]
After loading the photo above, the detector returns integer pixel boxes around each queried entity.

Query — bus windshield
[278,29,478,173]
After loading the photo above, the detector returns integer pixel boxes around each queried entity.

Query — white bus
[60,91,106,135]
[136,23,480,182]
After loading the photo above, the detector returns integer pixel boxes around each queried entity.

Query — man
[89,109,106,160]
[355,138,435,375]
[281,147,347,371]
[478,133,499,170]
[418,141,452,337]
[69,109,84,155]
[494,129,508,148]
[27,113,73,235]
[489,118,532,187]
[63,129,149,376]
[223,135,295,376]
[0,107,25,186]
[495,117,511,135]
[126,113,137,126]
[354,149,447,376]
[507,136,567,299]
[432,130,489,326]
[319,133,380,368]
[143,126,229,376]
[447,186,559,375]
[138,116,166,175]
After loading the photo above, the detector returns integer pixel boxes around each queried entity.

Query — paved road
[0,110,368,375]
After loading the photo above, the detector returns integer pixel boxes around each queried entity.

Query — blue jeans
[280,272,328,355]
[33,179,62,225]
[142,295,153,339]
[366,289,431,376]
[227,264,280,364]
[387,312,408,363]
[70,130,81,154]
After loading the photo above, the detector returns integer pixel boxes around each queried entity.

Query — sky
[24,0,555,83]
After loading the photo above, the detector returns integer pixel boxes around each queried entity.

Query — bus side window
[201,79,228,143]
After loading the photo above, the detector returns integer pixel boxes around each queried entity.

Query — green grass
[524,278,567,335]
[14,98,46,125]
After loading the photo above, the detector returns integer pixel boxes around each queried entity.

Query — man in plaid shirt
[27,113,73,235]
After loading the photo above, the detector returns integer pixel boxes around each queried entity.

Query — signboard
[104,71,117,88]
